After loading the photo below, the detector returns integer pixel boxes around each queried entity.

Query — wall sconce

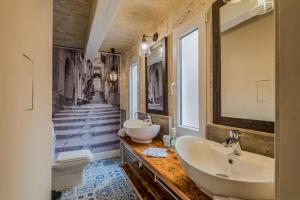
[139,32,159,56]
[109,48,118,93]
[109,70,118,82]
[250,0,274,16]
[109,65,118,93]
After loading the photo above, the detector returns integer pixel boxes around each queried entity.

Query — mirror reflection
[220,0,275,122]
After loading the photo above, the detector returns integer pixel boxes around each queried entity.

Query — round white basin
[175,135,275,200]
[123,119,160,143]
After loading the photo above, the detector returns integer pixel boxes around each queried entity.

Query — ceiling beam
[85,0,122,59]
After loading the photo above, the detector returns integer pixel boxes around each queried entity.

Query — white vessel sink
[175,136,275,200]
[123,119,160,143]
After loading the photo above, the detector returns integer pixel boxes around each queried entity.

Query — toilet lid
[57,150,93,163]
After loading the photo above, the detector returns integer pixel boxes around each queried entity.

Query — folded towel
[118,128,127,137]
[142,147,168,158]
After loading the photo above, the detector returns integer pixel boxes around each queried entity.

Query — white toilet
[52,124,93,191]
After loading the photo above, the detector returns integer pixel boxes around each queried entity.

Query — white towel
[118,128,127,137]
[142,147,168,157]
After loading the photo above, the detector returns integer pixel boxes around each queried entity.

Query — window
[173,13,206,137]
[129,64,138,119]
[179,29,199,130]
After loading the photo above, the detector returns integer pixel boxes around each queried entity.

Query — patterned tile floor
[60,158,137,200]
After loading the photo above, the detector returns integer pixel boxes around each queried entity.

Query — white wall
[275,0,300,199]
[0,0,53,200]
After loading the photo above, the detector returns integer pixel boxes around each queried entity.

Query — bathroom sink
[175,136,275,200]
[123,119,160,143]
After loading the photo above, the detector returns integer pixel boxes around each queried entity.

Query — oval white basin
[123,119,160,143]
[175,136,275,200]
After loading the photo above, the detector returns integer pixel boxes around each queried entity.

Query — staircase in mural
[53,96,120,154]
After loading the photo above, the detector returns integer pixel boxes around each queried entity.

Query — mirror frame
[212,0,274,133]
[145,37,168,116]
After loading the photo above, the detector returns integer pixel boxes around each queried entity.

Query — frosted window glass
[130,64,138,118]
[179,29,199,129]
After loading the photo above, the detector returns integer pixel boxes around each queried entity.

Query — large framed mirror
[212,0,275,133]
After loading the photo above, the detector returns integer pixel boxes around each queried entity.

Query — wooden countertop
[120,137,211,200]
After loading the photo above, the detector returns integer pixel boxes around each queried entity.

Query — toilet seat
[53,150,93,170]
[57,149,93,163]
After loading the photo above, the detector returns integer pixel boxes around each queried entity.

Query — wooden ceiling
[53,0,92,49]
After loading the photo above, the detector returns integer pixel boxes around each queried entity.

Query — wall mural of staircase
[52,47,121,156]
[53,101,120,154]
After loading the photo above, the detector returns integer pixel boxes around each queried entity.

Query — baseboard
[92,149,120,161]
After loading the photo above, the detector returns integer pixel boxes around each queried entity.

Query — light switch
[22,54,34,110]
[256,80,271,102]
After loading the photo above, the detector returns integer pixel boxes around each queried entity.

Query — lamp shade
[139,34,150,55]
[109,71,118,82]
[140,41,150,55]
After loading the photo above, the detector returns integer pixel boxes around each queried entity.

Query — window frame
[173,13,207,137]
[129,63,138,119]
[179,28,200,130]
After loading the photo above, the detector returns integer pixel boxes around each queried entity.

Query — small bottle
[170,127,177,151]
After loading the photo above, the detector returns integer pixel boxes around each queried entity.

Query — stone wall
[207,124,274,157]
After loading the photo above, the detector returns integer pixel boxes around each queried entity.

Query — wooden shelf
[120,137,212,200]
[122,161,176,200]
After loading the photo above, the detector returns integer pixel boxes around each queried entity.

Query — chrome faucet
[135,112,139,119]
[223,130,243,156]
[143,115,153,125]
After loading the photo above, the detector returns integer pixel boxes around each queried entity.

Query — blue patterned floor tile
[59,158,137,200]
[102,159,119,166]
[76,185,94,195]
[95,185,115,200]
